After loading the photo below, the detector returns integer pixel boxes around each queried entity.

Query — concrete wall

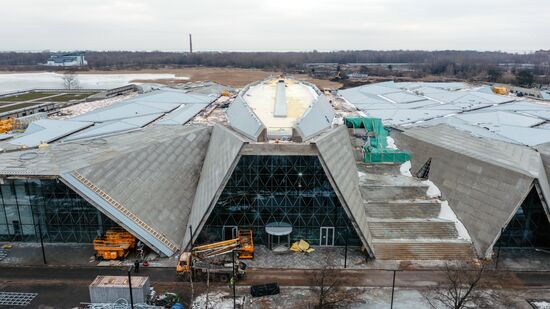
[314,126,375,256]
[393,129,535,257]
[182,125,246,249]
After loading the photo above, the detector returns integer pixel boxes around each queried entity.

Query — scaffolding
[345,116,411,164]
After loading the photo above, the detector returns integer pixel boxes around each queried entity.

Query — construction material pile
[290,240,315,253]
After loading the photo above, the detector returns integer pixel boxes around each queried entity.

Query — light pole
[344,226,348,269]
[232,250,236,309]
[128,265,134,309]
[390,270,397,309]
[36,222,46,264]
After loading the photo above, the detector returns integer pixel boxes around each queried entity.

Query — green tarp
[345,116,411,164]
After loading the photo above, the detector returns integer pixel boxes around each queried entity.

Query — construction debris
[290,240,315,253]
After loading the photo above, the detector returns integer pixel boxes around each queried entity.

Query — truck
[176,230,254,282]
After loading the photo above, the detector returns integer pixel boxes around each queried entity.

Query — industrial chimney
[189,34,193,53]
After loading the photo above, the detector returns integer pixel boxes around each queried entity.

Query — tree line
[0,50,548,86]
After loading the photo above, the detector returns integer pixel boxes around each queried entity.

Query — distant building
[45,53,87,67]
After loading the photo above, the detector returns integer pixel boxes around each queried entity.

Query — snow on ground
[533,301,550,309]
[386,136,398,150]
[531,301,550,309]
[438,201,471,241]
[193,292,243,309]
[399,161,412,177]
[422,180,441,198]
[0,72,189,94]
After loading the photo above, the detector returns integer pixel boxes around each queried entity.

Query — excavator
[176,229,254,282]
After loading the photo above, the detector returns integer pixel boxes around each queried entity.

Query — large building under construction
[0,78,549,261]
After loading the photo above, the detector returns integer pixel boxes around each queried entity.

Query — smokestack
[189,33,193,53]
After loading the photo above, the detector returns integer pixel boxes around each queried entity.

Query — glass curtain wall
[201,155,361,246]
[496,187,550,248]
[0,178,116,242]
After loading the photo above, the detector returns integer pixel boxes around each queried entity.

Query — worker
[134,260,140,273]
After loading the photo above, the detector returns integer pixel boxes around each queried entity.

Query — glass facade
[497,187,550,248]
[200,155,361,246]
[0,178,117,243]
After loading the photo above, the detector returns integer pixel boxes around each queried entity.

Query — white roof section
[241,78,317,138]
[71,89,213,123]
[226,95,266,141]
[295,95,335,140]
[64,114,163,141]
[156,103,209,125]
[0,89,215,149]
[340,81,550,146]
[274,80,288,117]
[9,119,93,147]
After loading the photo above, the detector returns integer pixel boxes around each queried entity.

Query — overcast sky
[1,0,548,52]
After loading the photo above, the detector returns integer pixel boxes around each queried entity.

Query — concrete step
[365,202,441,219]
[360,185,428,201]
[372,241,475,260]
[368,221,459,240]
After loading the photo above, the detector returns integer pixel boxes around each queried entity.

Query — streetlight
[36,222,46,264]
[127,265,135,309]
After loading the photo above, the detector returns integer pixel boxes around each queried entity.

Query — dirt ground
[86,67,343,89]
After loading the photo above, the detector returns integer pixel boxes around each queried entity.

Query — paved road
[2,266,550,308]
[3,265,550,289]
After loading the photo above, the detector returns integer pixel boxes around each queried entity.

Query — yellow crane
[176,230,254,282]
[0,118,15,133]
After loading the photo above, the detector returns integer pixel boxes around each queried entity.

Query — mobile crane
[176,229,254,282]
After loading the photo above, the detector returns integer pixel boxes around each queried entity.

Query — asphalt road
[2,266,550,308]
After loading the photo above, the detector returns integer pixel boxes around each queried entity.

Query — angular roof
[313,126,375,255]
[72,126,211,255]
[395,124,550,257]
[0,125,212,256]
[182,124,247,249]
[340,81,550,146]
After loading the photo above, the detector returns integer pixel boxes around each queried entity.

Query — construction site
[0,76,550,308]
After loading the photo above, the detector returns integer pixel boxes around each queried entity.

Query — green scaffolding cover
[345,116,411,164]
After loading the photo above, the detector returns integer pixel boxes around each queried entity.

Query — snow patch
[532,301,550,309]
[386,136,398,150]
[193,292,243,309]
[400,161,412,177]
[422,180,441,198]
[439,200,471,241]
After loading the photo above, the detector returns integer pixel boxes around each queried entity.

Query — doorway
[222,225,238,240]
[320,226,335,246]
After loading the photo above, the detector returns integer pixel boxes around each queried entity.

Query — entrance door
[320,227,335,246]
[223,225,238,240]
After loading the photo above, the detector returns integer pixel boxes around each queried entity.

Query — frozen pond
[0,72,189,94]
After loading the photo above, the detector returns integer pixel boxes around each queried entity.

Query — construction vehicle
[0,118,14,133]
[176,229,254,282]
[93,228,136,261]
[492,86,509,95]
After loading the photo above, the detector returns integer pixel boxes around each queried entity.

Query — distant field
[49,93,93,102]
[0,102,42,113]
[89,67,343,89]
[0,91,55,102]
[0,92,93,104]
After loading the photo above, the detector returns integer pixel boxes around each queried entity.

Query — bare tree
[308,257,358,309]
[424,262,486,309]
[62,71,80,90]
